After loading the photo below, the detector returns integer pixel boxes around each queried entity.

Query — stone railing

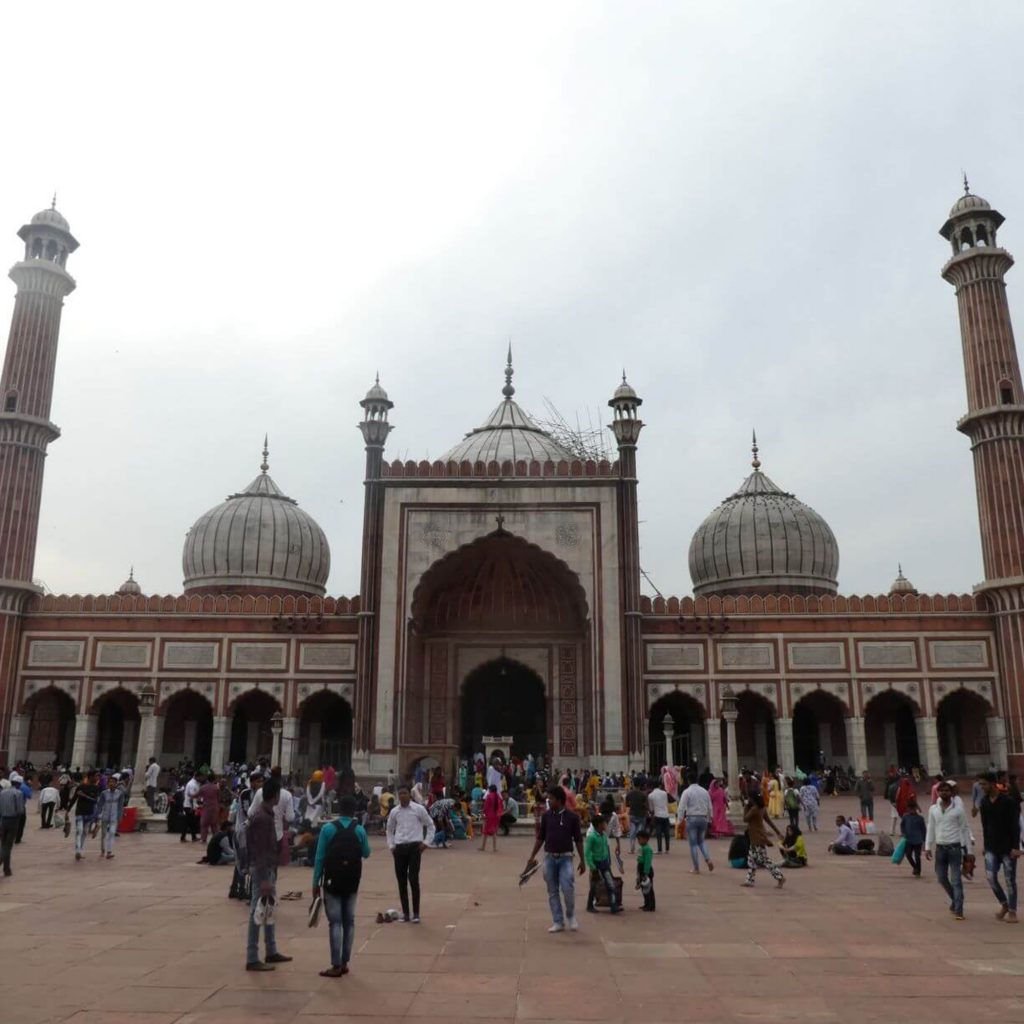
[382,457,618,479]
[641,592,983,616]
[26,593,361,616]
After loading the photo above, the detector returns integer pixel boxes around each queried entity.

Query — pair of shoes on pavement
[246,953,293,971]
[548,917,579,933]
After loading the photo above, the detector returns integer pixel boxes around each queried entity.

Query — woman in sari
[709,778,734,837]
[661,765,679,802]
[767,776,784,819]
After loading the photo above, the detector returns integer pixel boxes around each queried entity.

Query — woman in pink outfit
[661,765,679,801]
[480,784,502,852]
[709,778,734,838]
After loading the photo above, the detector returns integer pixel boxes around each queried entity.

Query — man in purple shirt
[523,785,586,933]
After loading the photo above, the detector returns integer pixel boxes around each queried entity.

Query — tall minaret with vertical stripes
[0,201,78,759]
[941,181,1024,771]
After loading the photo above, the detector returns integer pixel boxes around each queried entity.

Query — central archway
[460,658,546,761]
[648,692,705,772]
[793,690,848,772]
[865,690,920,775]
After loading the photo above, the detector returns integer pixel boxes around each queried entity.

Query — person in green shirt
[584,815,621,914]
[636,829,655,911]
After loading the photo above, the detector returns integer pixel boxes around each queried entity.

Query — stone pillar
[280,716,299,776]
[723,712,739,798]
[883,721,898,767]
[705,717,722,775]
[131,709,158,811]
[151,715,165,766]
[916,716,941,776]
[7,713,28,763]
[987,716,1008,770]
[71,713,97,769]
[775,717,795,776]
[845,716,867,773]
[209,716,231,774]
[121,719,138,770]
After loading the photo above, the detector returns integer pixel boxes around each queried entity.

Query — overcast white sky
[2,2,1023,599]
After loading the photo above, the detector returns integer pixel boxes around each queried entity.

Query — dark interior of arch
[163,690,214,768]
[460,658,546,760]
[229,690,279,764]
[299,690,353,769]
[95,690,140,769]
[792,690,848,772]
[648,692,704,772]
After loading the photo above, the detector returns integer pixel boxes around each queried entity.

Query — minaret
[608,373,645,763]
[0,201,79,759]
[353,375,393,766]
[940,181,1024,771]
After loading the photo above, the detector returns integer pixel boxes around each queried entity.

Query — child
[899,800,926,877]
[585,814,621,913]
[636,829,655,911]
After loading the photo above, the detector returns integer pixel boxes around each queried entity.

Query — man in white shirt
[386,784,434,923]
[925,779,972,920]
[182,772,201,842]
[486,760,504,792]
[647,784,671,854]
[679,778,714,873]
[144,758,160,812]
[38,783,59,829]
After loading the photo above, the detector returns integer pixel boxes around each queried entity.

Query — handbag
[891,837,907,865]
[308,891,323,928]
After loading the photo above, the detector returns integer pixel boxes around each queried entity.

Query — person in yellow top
[767,776,784,819]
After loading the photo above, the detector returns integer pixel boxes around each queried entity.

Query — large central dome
[439,350,573,464]
[688,437,839,597]
[182,442,330,595]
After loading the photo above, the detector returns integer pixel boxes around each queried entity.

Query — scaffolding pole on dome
[532,398,614,462]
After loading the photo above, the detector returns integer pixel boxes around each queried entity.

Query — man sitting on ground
[828,815,859,855]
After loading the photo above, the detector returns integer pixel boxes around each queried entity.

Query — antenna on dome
[502,341,515,399]
[260,435,269,474]
[751,429,761,471]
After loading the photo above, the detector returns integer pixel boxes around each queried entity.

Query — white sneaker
[548,923,564,933]
[567,917,579,931]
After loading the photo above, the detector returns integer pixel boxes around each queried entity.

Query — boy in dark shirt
[69,771,100,861]
[636,830,655,911]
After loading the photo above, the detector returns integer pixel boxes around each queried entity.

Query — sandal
[280,891,303,901]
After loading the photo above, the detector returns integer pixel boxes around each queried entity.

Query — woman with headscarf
[411,780,427,805]
[306,770,326,827]
[661,765,678,802]
[709,778,734,837]
[767,775,784,819]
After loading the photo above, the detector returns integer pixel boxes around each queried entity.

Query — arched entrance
[724,690,777,771]
[460,658,546,760]
[94,689,140,769]
[937,689,992,775]
[229,690,280,764]
[24,687,76,765]
[865,690,920,775]
[161,690,213,768]
[792,690,848,772]
[648,692,705,773]
[298,691,353,775]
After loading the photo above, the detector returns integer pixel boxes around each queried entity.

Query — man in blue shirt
[829,815,858,855]
[313,794,371,977]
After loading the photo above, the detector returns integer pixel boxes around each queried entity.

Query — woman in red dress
[480,784,502,852]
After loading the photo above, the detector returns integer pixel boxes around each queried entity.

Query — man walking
[979,772,1021,924]
[144,757,160,812]
[799,778,821,831]
[385,784,434,923]
[68,770,100,861]
[523,784,586,933]
[679,775,715,873]
[96,775,126,859]
[0,773,26,877]
[245,777,292,970]
[925,779,972,920]
[854,771,875,821]
[647,780,671,854]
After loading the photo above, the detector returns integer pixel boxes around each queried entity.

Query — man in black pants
[385,785,434,923]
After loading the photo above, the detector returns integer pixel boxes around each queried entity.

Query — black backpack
[322,821,363,895]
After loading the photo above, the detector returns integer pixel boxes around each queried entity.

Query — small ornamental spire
[963,171,970,196]
[260,434,269,474]
[51,191,57,210]
[502,341,515,399]
[375,371,380,386]
[751,429,761,471]
[129,565,135,581]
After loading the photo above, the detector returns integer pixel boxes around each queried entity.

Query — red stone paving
[0,794,1022,1024]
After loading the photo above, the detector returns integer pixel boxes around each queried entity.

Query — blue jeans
[934,844,964,915]
[985,850,1018,913]
[324,891,358,967]
[74,817,90,854]
[544,854,575,926]
[586,857,618,911]
[628,816,644,851]
[247,868,279,964]
[685,815,711,870]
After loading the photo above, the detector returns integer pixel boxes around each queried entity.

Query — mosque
[1,186,1023,783]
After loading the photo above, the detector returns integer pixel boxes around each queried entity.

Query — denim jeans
[74,817,89,854]
[544,853,576,926]
[247,868,279,964]
[627,816,644,851]
[324,891,358,966]
[586,857,618,911]
[934,843,964,914]
[985,850,1018,913]
[101,821,117,854]
[685,815,711,870]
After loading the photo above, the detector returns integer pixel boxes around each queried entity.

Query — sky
[2,2,1023,599]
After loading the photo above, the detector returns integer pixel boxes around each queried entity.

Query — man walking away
[68,771,100,861]
[647,781,671,854]
[900,801,927,876]
[784,779,800,831]
[385,784,434,923]
[314,794,371,976]
[144,757,160,813]
[97,775,126,858]
[979,772,1021,924]
[39,781,59,829]
[523,785,586,933]
[182,770,201,843]
[0,774,26,877]
[925,779,972,920]
[245,777,292,971]
[799,780,821,831]
[625,783,648,854]
[679,776,714,874]
[854,771,875,821]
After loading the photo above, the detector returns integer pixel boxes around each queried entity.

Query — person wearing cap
[306,770,326,828]
[926,779,972,920]
[0,771,26,876]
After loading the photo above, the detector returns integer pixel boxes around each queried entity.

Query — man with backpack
[313,794,371,977]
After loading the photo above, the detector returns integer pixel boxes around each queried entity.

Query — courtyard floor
[1,793,1022,1024]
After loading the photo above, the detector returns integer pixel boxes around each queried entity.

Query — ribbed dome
[31,206,70,232]
[182,443,329,595]
[439,350,573,464]
[117,569,142,596]
[948,192,991,218]
[688,441,839,597]
[889,565,917,595]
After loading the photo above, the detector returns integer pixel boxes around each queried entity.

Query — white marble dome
[182,446,329,595]
[688,444,839,597]
[31,206,71,232]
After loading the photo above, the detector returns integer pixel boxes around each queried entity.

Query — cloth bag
[891,837,907,864]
